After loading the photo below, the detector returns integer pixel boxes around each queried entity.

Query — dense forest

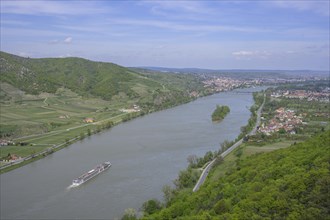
[136,131,330,219]
[211,105,230,122]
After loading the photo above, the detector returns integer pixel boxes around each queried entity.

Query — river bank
[0,95,194,174]
[1,86,266,220]
[0,86,250,174]
[193,93,265,192]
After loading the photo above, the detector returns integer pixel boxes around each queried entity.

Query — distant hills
[139,66,329,79]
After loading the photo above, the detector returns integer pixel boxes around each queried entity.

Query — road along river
[1,87,266,220]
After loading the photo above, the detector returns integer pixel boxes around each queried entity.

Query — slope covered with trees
[141,131,330,219]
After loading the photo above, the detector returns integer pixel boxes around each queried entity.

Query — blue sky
[1,0,329,70]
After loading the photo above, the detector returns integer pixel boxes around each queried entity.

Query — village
[202,77,260,92]
[120,104,141,113]
[271,88,330,103]
[258,107,304,135]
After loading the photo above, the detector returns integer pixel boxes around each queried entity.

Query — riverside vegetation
[136,131,329,220]
[211,105,230,122]
[122,85,329,219]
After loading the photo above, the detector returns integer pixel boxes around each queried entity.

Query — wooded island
[211,105,230,122]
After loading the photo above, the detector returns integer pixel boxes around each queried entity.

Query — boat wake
[66,184,79,190]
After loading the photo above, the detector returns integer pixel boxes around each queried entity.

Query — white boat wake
[66,184,79,190]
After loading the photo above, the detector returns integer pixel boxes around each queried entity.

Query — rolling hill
[0,51,165,100]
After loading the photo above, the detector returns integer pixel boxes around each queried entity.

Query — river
[0,87,265,219]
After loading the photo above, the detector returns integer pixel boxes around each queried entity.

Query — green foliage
[174,168,201,189]
[211,105,230,122]
[142,199,162,215]
[79,132,85,140]
[162,185,176,206]
[188,151,216,169]
[142,131,330,219]
[121,208,137,220]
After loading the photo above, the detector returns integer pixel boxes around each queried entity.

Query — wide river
[1,87,265,220]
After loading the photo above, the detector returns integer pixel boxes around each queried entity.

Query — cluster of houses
[202,76,267,93]
[83,118,94,123]
[203,77,246,92]
[0,139,15,146]
[271,89,330,103]
[2,153,22,163]
[120,104,141,113]
[258,107,304,135]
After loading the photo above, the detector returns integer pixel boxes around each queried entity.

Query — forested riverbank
[138,131,329,219]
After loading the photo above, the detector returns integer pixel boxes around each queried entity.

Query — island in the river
[211,105,230,122]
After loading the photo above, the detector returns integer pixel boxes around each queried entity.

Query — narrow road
[193,94,265,192]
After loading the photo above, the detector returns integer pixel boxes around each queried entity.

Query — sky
[1,0,329,70]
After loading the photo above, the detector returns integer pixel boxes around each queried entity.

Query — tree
[187,154,198,168]
[162,185,175,205]
[279,128,286,134]
[220,140,231,152]
[142,199,162,215]
[212,105,230,122]
[79,132,85,140]
[121,208,137,220]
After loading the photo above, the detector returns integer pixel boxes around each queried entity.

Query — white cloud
[63,37,72,44]
[1,1,108,15]
[268,1,329,16]
[285,50,296,54]
[140,1,212,15]
[232,51,254,56]
[48,37,73,45]
[109,19,268,33]
[232,50,272,60]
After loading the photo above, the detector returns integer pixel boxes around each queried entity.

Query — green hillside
[0,51,206,109]
[141,131,330,219]
[0,51,162,100]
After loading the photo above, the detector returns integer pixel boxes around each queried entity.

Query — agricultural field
[0,84,132,163]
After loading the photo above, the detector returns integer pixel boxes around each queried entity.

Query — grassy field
[242,140,296,157]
